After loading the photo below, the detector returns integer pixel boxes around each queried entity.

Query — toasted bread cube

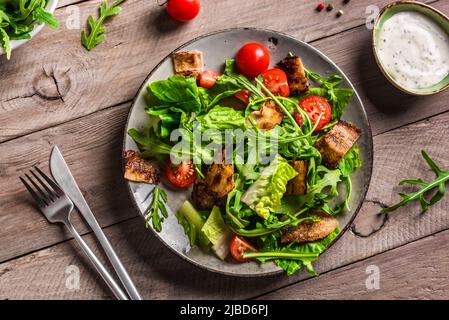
[247,100,284,130]
[315,121,362,168]
[286,160,308,195]
[205,163,234,198]
[281,212,338,243]
[123,150,160,184]
[172,50,204,79]
[277,55,309,95]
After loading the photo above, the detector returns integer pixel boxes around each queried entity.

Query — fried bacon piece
[281,212,338,243]
[247,100,284,130]
[286,160,308,196]
[277,55,309,95]
[123,150,160,184]
[315,121,362,168]
[172,50,204,79]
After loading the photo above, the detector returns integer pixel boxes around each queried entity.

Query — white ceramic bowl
[0,0,58,57]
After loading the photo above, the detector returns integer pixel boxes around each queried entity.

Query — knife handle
[80,208,142,300]
[64,221,129,300]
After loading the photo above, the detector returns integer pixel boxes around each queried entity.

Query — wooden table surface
[1,0,449,300]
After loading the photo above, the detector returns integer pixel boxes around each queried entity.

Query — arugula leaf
[33,6,59,28]
[81,0,126,51]
[381,150,449,214]
[144,186,168,232]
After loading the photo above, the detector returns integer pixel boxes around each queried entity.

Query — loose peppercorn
[316,2,325,12]
[327,3,334,11]
[343,0,350,3]
[337,9,344,17]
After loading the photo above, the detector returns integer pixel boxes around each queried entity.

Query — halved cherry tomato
[199,70,220,89]
[166,0,200,22]
[295,95,332,131]
[230,235,258,262]
[234,89,250,105]
[235,43,270,78]
[166,159,196,188]
[262,68,290,97]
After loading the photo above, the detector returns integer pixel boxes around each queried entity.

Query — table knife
[50,146,142,300]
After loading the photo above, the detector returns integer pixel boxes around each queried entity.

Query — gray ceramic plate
[123,28,373,277]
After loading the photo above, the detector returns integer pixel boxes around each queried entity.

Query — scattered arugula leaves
[381,150,449,214]
[81,0,126,51]
[144,186,168,232]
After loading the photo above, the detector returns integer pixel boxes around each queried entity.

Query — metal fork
[20,167,129,300]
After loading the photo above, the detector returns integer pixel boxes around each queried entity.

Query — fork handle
[64,221,129,300]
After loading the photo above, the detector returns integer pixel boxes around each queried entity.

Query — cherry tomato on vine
[262,68,290,97]
[166,0,200,22]
[199,70,220,88]
[295,95,332,131]
[229,235,258,262]
[165,159,196,188]
[235,43,270,78]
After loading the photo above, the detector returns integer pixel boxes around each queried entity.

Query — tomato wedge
[235,43,270,78]
[199,70,220,89]
[230,235,258,262]
[262,68,290,97]
[234,89,250,105]
[166,159,196,188]
[295,95,332,131]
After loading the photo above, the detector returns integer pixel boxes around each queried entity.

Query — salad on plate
[123,42,362,276]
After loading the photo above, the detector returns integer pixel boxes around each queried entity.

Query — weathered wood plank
[0,0,443,142]
[2,106,449,298]
[258,230,449,300]
[0,103,134,263]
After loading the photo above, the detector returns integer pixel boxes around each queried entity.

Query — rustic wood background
[1,0,449,299]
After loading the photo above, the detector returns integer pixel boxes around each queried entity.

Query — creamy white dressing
[377,11,449,90]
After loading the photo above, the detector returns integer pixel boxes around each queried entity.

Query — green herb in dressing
[377,11,449,90]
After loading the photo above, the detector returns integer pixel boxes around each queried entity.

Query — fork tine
[25,173,50,205]
[20,176,46,207]
[34,166,64,196]
[31,169,59,201]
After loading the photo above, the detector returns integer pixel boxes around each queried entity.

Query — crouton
[286,160,308,195]
[123,150,160,184]
[277,55,309,95]
[315,121,362,168]
[247,100,284,130]
[192,181,227,210]
[205,163,235,198]
[172,50,204,79]
[281,212,338,243]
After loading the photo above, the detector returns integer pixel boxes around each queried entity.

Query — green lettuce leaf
[201,206,233,260]
[147,75,202,113]
[196,105,247,130]
[241,154,298,220]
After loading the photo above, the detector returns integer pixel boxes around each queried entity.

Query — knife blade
[50,146,142,300]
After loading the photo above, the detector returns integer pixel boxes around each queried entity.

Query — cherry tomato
[235,43,270,78]
[230,235,258,262]
[262,68,290,97]
[295,96,332,131]
[234,89,250,105]
[166,159,196,188]
[166,0,200,22]
[199,70,220,89]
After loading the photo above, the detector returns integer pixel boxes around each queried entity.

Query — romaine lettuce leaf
[241,154,298,220]
[201,206,233,260]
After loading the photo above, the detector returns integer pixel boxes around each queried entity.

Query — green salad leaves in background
[0,0,59,59]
